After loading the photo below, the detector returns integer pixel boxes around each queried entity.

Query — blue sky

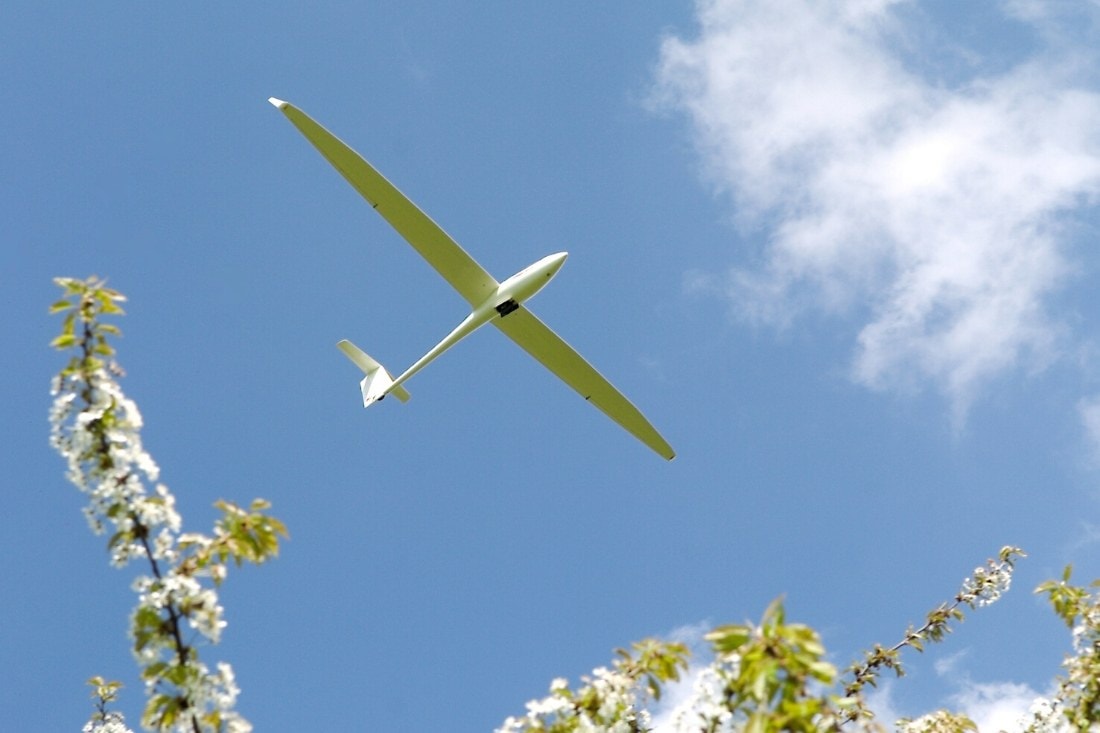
[5,1,1100,730]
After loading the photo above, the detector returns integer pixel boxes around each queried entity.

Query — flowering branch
[843,546,1026,723]
[496,639,689,733]
[49,276,287,733]
[1033,566,1100,729]
[499,549,1028,733]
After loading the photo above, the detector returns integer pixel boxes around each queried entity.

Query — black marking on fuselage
[495,299,520,317]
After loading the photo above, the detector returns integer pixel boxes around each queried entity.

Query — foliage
[496,564,1017,733]
[48,277,1100,731]
[50,277,287,733]
[1035,567,1100,729]
[500,546,1096,733]
[497,548,1100,730]
[672,597,852,733]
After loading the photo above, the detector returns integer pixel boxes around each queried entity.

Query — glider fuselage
[388,251,568,391]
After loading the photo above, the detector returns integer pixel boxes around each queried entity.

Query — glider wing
[494,308,675,460]
[269,98,499,306]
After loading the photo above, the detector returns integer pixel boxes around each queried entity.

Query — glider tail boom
[337,339,411,406]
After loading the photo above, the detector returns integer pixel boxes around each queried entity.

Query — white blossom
[52,360,246,731]
[1070,605,1100,655]
[1016,696,1071,733]
[496,662,650,733]
[525,693,570,717]
[898,711,960,732]
[82,714,133,733]
[663,656,741,733]
[961,559,1014,608]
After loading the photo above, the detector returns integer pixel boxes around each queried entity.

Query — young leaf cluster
[50,276,126,374]
[83,677,129,733]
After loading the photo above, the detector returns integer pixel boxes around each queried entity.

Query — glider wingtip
[267,96,289,110]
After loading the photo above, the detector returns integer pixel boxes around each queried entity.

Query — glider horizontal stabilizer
[337,339,410,406]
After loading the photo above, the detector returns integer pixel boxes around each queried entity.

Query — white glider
[270,97,675,460]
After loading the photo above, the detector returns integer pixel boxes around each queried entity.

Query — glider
[269,97,675,460]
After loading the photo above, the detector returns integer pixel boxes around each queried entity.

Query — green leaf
[99,298,125,315]
[707,624,751,654]
[55,277,85,294]
[50,333,77,349]
[142,661,168,681]
[761,596,786,628]
[100,287,127,302]
[808,660,837,683]
[751,663,770,700]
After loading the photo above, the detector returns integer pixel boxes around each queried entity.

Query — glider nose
[493,251,571,308]
[546,251,568,277]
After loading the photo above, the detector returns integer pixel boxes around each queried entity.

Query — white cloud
[933,649,969,678]
[864,680,905,729]
[949,680,1047,732]
[1063,519,1100,555]
[654,0,1100,421]
[1078,394,1100,465]
[865,656,1055,731]
[933,653,1055,732]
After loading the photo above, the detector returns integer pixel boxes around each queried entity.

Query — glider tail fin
[337,339,411,406]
